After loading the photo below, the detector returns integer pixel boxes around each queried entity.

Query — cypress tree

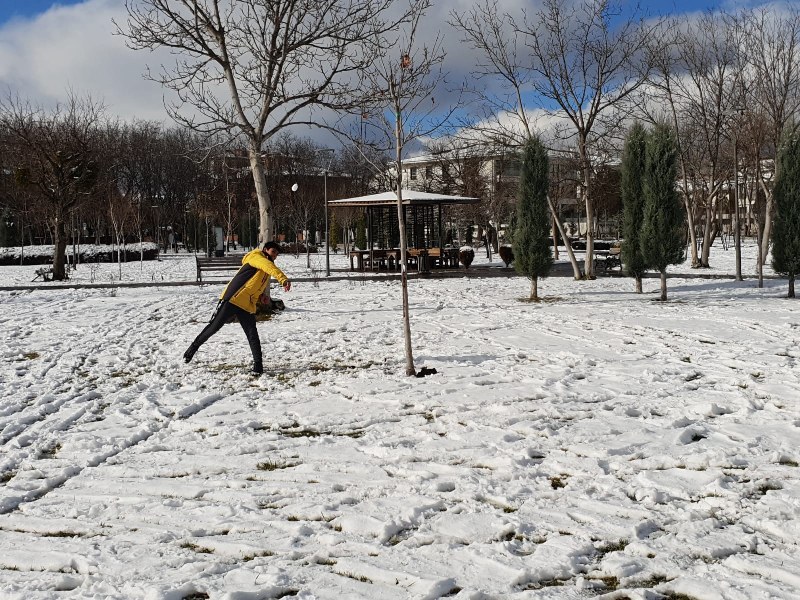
[329,212,340,253]
[621,122,649,293]
[771,130,800,298]
[513,136,553,300]
[355,212,367,250]
[640,123,685,301]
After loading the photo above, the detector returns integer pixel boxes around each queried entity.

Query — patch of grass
[315,557,337,566]
[40,531,84,538]
[335,571,373,584]
[756,481,783,496]
[549,474,569,489]
[257,459,300,471]
[242,550,275,561]
[661,594,700,600]
[630,574,669,588]
[778,457,799,467]
[0,470,15,484]
[597,539,630,555]
[589,575,620,590]
[179,542,214,554]
[387,527,418,545]
[523,578,568,590]
[280,428,321,438]
[39,443,62,459]
[22,352,40,360]
[309,380,322,387]
[181,593,209,600]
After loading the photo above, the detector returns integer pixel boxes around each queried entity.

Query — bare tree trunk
[581,147,595,279]
[683,197,700,267]
[547,195,582,279]
[52,211,68,281]
[660,270,668,301]
[248,142,272,245]
[551,214,560,260]
[396,191,415,376]
[635,275,643,294]
[396,119,415,377]
[700,204,715,267]
[789,276,795,299]
[530,277,538,301]
[761,192,774,266]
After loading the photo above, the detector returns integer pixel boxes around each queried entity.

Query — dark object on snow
[499,245,514,267]
[270,299,285,311]
[459,248,474,269]
[415,366,438,378]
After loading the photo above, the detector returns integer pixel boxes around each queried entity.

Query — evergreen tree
[771,130,800,298]
[621,122,649,293]
[329,212,340,253]
[355,212,367,250]
[513,136,553,300]
[640,123,685,301]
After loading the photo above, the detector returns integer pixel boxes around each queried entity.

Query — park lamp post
[316,148,335,277]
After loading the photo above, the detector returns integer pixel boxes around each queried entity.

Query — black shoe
[251,363,263,376]
[183,344,198,363]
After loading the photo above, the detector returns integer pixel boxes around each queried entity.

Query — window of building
[410,167,417,180]
[425,165,433,179]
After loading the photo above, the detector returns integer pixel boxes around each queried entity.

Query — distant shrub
[459,246,474,269]
[499,245,514,267]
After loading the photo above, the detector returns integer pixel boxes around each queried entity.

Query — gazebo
[329,189,480,271]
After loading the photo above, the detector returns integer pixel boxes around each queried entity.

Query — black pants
[191,301,262,369]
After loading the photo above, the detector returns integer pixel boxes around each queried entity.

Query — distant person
[183,241,291,375]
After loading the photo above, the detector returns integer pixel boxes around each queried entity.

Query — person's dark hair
[262,241,280,254]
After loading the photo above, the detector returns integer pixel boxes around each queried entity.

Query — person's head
[262,241,280,260]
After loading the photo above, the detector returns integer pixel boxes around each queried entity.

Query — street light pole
[733,134,742,281]
[325,166,330,277]
[316,148,335,277]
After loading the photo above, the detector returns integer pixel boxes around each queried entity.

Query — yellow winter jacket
[220,249,289,314]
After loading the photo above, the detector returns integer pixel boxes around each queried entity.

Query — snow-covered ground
[1,241,799,600]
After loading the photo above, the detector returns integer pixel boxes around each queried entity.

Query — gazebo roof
[330,189,479,207]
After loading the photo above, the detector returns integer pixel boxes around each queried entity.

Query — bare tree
[0,94,102,280]
[646,12,747,268]
[116,0,410,245]
[354,0,457,376]
[453,0,654,279]
[450,1,581,277]
[516,0,654,278]
[744,7,800,265]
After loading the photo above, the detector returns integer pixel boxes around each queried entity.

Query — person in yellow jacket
[183,241,291,374]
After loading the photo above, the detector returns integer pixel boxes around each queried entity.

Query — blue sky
[0,1,84,25]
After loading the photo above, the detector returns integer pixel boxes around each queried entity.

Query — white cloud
[0,0,173,121]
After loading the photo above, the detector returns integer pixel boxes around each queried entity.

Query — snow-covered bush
[499,245,514,267]
[0,243,159,266]
[459,246,474,268]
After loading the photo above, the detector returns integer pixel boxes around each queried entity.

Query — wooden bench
[594,247,622,274]
[196,255,244,282]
